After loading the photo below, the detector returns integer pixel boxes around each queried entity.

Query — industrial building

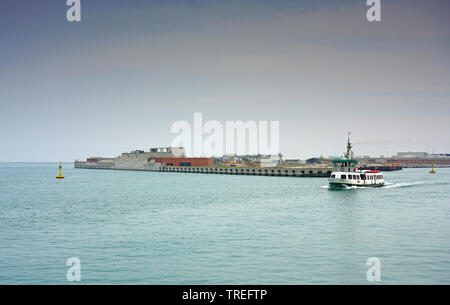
[215,154,282,167]
[75,147,214,170]
[150,157,214,167]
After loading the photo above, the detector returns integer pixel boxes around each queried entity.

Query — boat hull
[328,179,384,188]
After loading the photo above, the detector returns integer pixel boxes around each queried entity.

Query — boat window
[341,174,347,179]
[331,174,335,178]
[356,175,360,180]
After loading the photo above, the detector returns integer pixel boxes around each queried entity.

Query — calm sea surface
[0,163,449,284]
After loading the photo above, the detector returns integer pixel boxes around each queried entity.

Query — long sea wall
[74,161,332,177]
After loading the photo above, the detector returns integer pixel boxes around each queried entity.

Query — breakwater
[74,161,332,177]
[161,165,331,177]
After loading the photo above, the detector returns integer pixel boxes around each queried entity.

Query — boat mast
[345,132,352,159]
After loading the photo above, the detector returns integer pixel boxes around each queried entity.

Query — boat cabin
[332,159,359,173]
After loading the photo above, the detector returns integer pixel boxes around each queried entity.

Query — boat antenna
[345,131,352,159]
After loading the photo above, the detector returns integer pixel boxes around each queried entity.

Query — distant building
[219,154,282,167]
[393,152,428,159]
[149,147,186,157]
[150,157,213,167]
[357,157,388,164]
[430,153,450,159]
[284,159,302,165]
[306,158,320,164]
[257,155,281,167]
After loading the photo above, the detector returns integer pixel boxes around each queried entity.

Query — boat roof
[332,159,359,163]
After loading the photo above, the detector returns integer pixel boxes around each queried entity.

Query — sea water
[0,163,449,284]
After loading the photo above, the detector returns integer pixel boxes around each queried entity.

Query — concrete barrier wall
[74,162,332,177]
[162,166,331,177]
[74,161,114,169]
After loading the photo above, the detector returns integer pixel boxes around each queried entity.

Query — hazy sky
[1,0,449,161]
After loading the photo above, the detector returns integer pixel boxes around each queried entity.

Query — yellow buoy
[56,162,65,179]
[429,160,436,174]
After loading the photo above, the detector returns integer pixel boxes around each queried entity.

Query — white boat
[328,133,385,188]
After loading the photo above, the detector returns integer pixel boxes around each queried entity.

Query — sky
[0,0,449,161]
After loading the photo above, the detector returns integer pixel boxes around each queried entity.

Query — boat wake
[321,181,425,190]
[321,185,362,190]
[382,181,424,189]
